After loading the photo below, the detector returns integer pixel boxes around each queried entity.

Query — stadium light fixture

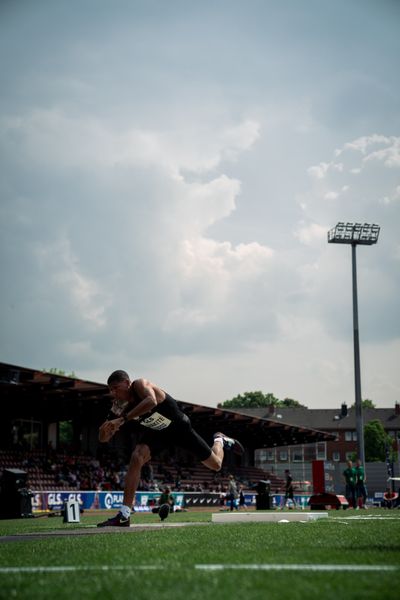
[327,222,380,245]
[328,222,381,469]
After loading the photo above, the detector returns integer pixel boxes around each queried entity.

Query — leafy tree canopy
[44,368,77,378]
[218,391,307,409]
[282,397,304,407]
[364,419,396,462]
[351,398,376,409]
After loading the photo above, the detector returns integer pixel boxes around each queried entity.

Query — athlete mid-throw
[97,370,244,527]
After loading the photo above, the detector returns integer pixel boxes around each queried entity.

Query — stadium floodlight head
[327,222,380,245]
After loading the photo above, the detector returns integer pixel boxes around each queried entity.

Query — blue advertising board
[31,490,311,512]
[31,491,183,512]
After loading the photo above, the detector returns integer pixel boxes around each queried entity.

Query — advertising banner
[31,490,310,512]
[31,490,257,512]
[31,491,175,512]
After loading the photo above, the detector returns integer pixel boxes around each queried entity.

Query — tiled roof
[229,406,400,430]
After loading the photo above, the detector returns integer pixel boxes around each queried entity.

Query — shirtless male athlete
[97,370,244,526]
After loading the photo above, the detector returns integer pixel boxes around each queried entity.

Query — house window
[266,450,275,462]
[345,431,352,441]
[316,442,326,460]
[332,452,341,462]
[292,448,303,462]
[345,452,355,461]
[352,431,357,441]
[279,450,288,461]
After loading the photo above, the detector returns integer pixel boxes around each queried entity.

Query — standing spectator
[228,474,239,511]
[343,459,357,509]
[238,484,247,510]
[355,458,367,509]
[281,469,298,509]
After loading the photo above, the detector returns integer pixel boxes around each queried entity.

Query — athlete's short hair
[107,370,130,385]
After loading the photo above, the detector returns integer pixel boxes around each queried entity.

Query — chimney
[395,402,400,416]
[268,404,275,416]
[341,403,348,417]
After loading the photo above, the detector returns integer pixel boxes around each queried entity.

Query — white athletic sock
[120,505,131,519]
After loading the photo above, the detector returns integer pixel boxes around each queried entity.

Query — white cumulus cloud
[294,222,328,245]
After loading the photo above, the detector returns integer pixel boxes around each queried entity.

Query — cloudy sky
[1,0,399,409]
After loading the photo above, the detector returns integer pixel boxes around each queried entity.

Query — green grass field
[0,509,399,600]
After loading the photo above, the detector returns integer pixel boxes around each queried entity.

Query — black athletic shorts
[133,414,212,462]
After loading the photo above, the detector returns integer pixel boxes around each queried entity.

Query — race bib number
[140,412,172,430]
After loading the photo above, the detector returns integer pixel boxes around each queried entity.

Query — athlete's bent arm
[114,379,165,429]
[98,420,119,442]
[99,378,165,441]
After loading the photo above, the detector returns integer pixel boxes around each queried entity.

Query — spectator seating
[0,449,283,494]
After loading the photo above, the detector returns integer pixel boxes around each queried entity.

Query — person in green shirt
[343,460,357,509]
[151,486,175,518]
[355,459,367,509]
[158,487,175,510]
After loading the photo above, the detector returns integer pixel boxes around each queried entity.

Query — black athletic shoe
[214,432,244,456]
[158,504,170,522]
[97,512,130,527]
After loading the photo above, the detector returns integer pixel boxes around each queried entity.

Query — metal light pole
[328,222,380,467]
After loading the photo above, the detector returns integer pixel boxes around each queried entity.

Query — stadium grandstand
[0,362,334,498]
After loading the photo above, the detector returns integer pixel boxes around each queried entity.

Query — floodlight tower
[327,222,380,467]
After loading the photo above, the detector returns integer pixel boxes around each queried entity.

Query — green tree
[59,421,73,447]
[217,391,276,408]
[44,368,77,378]
[347,451,358,462]
[282,397,306,407]
[351,398,376,409]
[218,391,306,409]
[364,419,394,462]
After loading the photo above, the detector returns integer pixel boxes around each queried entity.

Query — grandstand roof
[0,362,334,449]
[180,404,334,448]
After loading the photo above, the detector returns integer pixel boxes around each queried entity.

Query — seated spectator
[383,488,399,509]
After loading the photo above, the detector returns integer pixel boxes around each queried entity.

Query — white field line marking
[334,516,400,520]
[0,566,162,573]
[196,564,398,572]
[0,564,397,574]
